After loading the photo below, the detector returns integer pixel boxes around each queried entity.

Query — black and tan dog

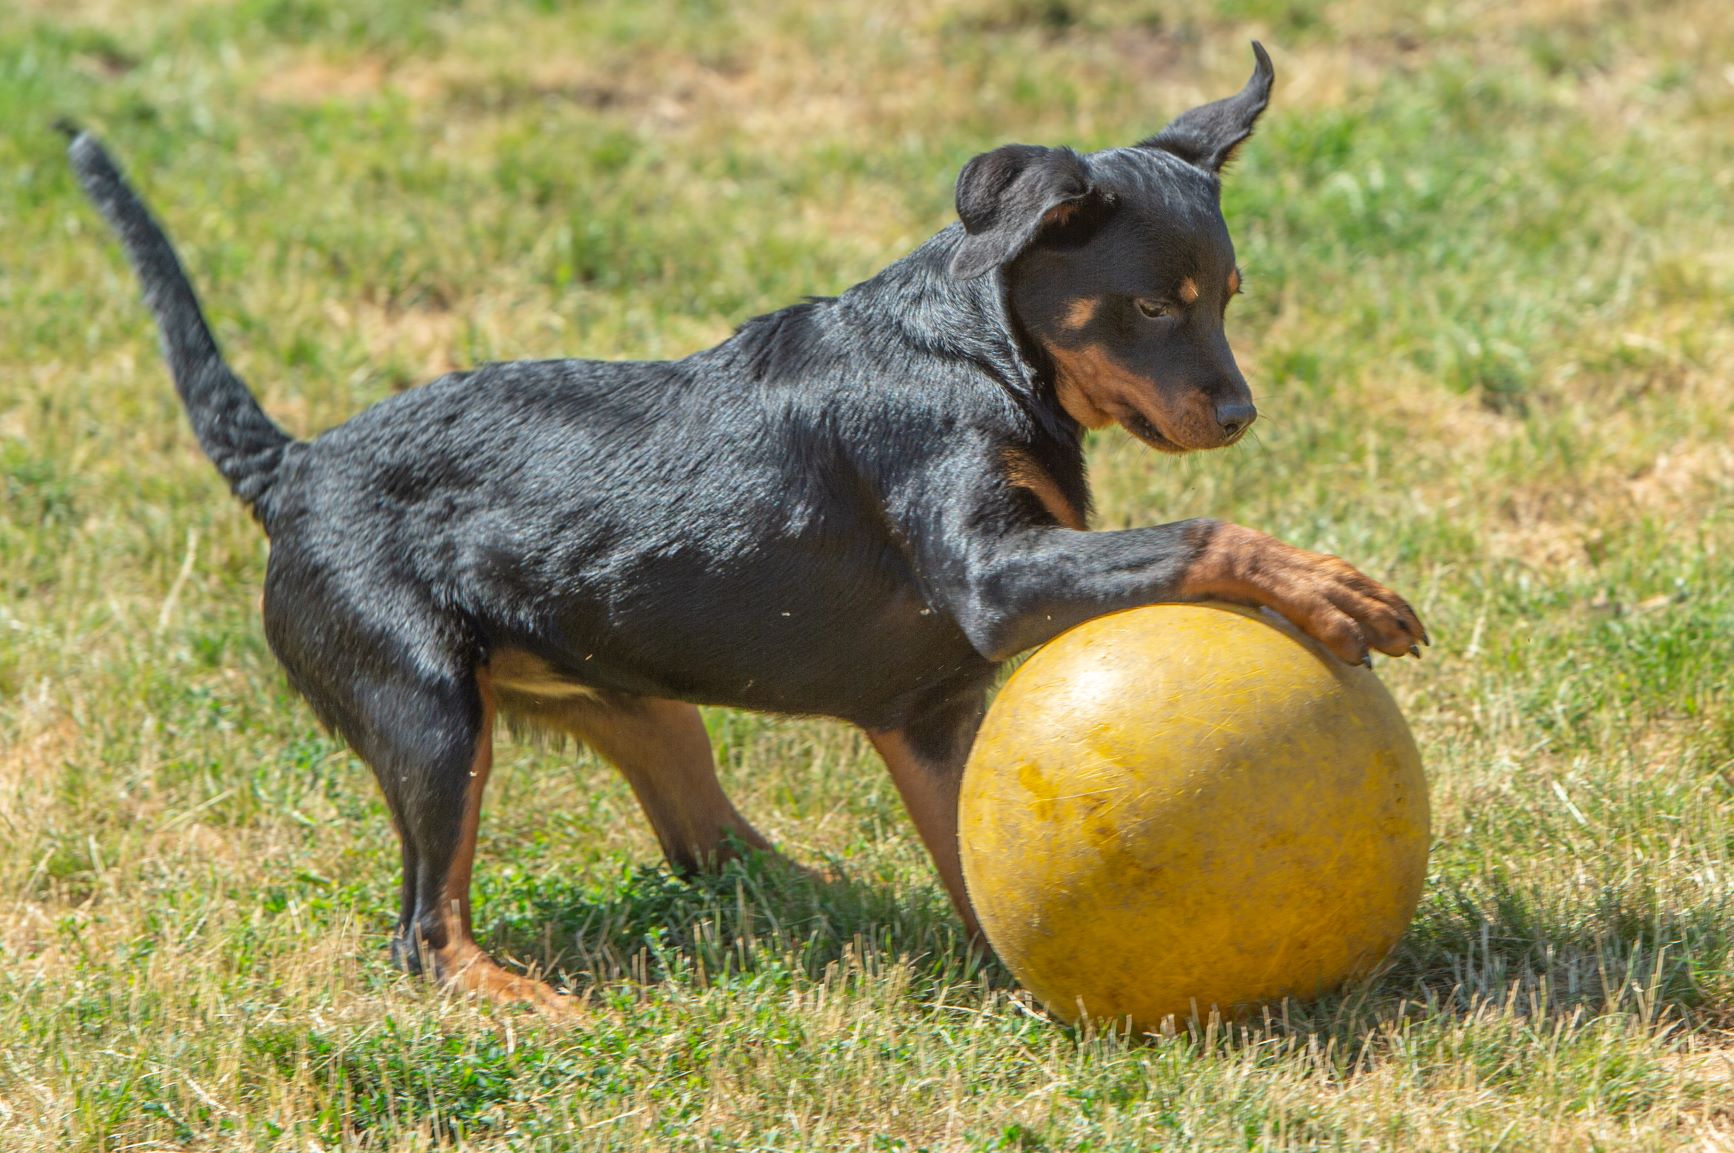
[66,43,1425,1011]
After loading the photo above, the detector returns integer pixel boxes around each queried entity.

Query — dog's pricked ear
[1140,42,1274,173]
[949,145,1094,280]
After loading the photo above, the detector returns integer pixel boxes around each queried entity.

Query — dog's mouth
[1120,410,1189,454]
[1119,403,1252,454]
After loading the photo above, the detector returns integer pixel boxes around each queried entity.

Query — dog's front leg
[862,689,990,942]
[926,517,1427,667]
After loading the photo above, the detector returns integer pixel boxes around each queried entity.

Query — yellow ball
[960,602,1429,1031]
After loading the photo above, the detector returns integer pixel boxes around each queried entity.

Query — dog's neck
[837,224,1080,447]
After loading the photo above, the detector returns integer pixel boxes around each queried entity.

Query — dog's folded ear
[949,144,1095,280]
[1140,42,1274,174]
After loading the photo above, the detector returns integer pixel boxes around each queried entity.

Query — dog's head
[950,43,1273,453]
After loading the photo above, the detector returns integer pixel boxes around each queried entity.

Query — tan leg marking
[866,730,982,941]
[1002,447,1086,531]
[426,669,580,1016]
[1178,522,1430,664]
[490,647,603,702]
[542,694,773,873]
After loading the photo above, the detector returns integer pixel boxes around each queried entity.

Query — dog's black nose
[1215,401,1257,437]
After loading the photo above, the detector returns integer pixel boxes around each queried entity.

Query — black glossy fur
[64,44,1426,1003]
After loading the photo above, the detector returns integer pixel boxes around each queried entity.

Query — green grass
[4,0,1734,1147]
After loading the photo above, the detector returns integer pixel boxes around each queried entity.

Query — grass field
[4,0,1734,1148]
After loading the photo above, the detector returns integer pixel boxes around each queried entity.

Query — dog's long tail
[61,124,291,510]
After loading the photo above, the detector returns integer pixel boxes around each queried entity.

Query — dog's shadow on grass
[482,860,1727,1057]
[482,851,1012,1003]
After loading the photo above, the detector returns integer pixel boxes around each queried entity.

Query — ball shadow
[1096,873,1730,1062]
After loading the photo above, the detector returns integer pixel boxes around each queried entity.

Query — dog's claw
[1409,644,1421,659]
[1362,652,1374,669]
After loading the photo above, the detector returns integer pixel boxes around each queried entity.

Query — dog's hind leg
[263,574,574,1012]
[519,691,773,874]
[359,674,573,1011]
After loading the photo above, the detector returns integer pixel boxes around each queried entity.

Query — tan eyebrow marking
[1227,268,1242,296]
[1062,297,1098,330]
[1178,277,1200,305]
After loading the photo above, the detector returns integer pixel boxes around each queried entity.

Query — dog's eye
[1136,299,1170,319]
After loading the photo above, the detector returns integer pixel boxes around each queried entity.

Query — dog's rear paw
[432,941,585,1019]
